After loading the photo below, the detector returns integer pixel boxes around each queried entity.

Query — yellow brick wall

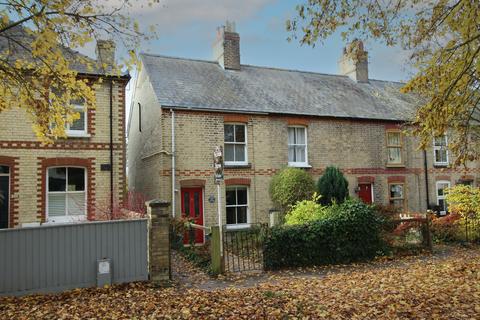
[0,79,127,227]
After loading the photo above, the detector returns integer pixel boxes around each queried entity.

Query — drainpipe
[423,149,430,210]
[109,80,114,218]
[170,109,176,218]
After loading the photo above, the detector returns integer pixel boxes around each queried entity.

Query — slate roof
[141,53,418,121]
[0,25,114,76]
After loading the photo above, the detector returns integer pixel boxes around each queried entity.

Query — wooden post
[423,217,433,252]
[210,226,224,275]
[147,199,172,286]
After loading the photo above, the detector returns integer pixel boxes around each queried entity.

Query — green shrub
[269,167,315,212]
[317,166,349,206]
[264,199,385,269]
[285,193,327,225]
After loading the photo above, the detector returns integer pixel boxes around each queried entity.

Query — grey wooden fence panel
[0,219,148,296]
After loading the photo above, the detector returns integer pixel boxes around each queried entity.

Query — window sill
[226,223,251,230]
[288,162,312,168]
[433,163,449,168]
[386,164,405,168]
[44,216,87,225]
[224,163,251,169]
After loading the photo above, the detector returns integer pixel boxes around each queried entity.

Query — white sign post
[213,146,224,256]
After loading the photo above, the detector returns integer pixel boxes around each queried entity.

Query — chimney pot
[338,39,369,83]
[213,20,240,70]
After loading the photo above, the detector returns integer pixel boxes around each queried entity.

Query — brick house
[0,34,129,228]
[127,23,479,242]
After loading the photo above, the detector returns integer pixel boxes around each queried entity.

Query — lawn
[1,246,479,319]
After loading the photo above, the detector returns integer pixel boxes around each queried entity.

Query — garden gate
[222,224,268,272]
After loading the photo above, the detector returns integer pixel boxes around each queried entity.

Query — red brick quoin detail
[223,114,250,123]
[37,157,96,222]
[387,176,406,183]
[357,176,375,183]
[0,156,19,228]
[180,179,206,187]
[225,178,251,186]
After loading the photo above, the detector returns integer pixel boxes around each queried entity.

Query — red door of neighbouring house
[358,184,373,204]
[181,187,204,244]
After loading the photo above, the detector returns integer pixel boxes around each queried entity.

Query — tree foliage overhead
[287,0,480,166]
[0,0,157,142]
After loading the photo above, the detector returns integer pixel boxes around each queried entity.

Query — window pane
[234,144,245,162]
[67,192,85,215]
[435,149,447,163]
[48,168,66,191]
[183,192,190,216]
[68,168,85,191]
[48,193,66,216]
[388,147,402,163]
[70,111,85,131]
[434,136,446,146]
[296,128,305,144]
[296,146,306,162]
[226,189,236,206]
[237,206,247,224]
[288,146,295,162]
[437,183,449,196]
[194,192,200,217]
[387,132,400,145]
[226,207,236,224]
[0,166,9,174]
[235,125,245,142]
[224,144,234,162]
[390,184,403,198]
[391,199,404,208]
[237,188,247,205]
[288,127,295,145]
[438,199,447,212]
[224,125,234,142]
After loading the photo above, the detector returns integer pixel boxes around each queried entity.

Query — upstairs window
[436,181,450,215]
[224,124,247,165]
[386,131,403,165]
[288,126,308,166]
[66,103,88,137]
[47,167,86,222]
[433,135,448,166]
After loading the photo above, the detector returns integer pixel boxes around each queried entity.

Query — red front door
[358,184,373,204]
[181,187,204,244]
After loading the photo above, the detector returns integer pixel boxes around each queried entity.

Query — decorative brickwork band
[179,179,206,187]
[460,175,474,181]
[387,176,406,183]
[37,157,96,222]
[435,175,451,181]
[0,156,19,228]
[357,176,375,183]
[225,178,251,186]
[0,140,122,150]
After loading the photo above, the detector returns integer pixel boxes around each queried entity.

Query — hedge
[263,200,385,269]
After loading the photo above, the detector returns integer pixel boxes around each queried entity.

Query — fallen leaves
[1,246,479,319]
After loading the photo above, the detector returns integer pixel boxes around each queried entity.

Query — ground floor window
[47,167,86,221]
[226,186,249,225]
[436,181,450,215]
[389,183,405,210]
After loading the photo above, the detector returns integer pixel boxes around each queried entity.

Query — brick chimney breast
[213,21,240,70]
[338,39,369,83]
[96,39,116,73]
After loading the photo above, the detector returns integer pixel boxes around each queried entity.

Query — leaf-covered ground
[1,246,479,319]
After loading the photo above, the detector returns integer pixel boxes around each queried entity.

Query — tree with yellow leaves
[287,0,480,166]
[0,0,157,142]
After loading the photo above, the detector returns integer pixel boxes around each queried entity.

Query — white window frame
[436,180,450,215]
[225,186,250,229]
[288,126,309,167]
[65,104,89,137]
[386,130,403,166]
[433,135,449,166]
[46,166,87,223]
[224,123,248,166]
[389,183,405,210]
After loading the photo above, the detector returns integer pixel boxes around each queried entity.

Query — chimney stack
[96,39,116,72]
[213,21,240,70]
[338,40,369,83]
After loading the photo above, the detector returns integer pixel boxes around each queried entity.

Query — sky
[110,0,415,116]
